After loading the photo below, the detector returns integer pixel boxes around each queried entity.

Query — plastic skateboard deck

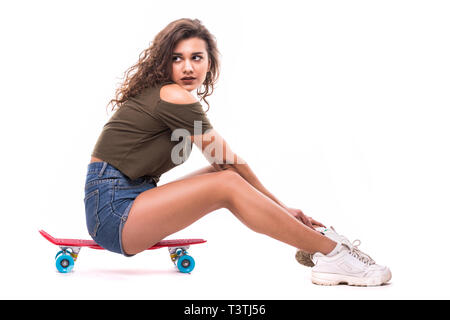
[39,230,206,273]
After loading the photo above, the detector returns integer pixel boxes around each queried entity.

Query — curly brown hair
[106,18,221,113]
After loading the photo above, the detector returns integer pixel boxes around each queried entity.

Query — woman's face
[170,37,210,93]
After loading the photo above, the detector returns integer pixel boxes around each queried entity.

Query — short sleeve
[156,99,213,135]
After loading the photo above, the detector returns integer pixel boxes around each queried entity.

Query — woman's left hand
[286,208,325,230]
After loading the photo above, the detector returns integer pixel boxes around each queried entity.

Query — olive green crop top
[91,82,213,183]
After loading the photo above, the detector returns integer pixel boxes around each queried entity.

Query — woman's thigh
[122,169,236,255]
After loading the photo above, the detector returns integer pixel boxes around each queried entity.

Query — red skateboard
[39,230,206,273]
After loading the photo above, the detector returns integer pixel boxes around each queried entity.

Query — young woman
[85,18,391,286]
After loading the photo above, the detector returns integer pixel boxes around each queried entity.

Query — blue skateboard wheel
[55,254,74,273]
[177,255,195,273]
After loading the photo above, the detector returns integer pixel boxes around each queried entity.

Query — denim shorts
[84,161,157,256]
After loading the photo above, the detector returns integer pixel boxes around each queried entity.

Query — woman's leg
[122,169,336,255]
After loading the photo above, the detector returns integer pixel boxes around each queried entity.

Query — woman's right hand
[287,207,325,231]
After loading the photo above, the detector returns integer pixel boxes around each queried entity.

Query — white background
[1,0,449,299]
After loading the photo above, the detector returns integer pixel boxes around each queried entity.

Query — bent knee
[217,169,248,207]
[218,168,244,184]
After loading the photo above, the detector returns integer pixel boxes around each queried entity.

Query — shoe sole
[311,270,392,287]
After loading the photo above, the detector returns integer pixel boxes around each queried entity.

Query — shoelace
[348,239,376,265]
[329,227,376,265]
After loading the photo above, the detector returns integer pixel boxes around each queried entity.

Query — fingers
[291,208,324,230]
[296,214,309,228]
[307,215,324,228]
[301,215,314,230]
[311,218,325,228]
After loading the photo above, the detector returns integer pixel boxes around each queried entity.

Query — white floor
[1,210,446,300]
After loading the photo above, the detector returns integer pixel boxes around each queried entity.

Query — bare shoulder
[160,83,198,104]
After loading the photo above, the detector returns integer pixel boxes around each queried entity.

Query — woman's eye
[172,56,203,62]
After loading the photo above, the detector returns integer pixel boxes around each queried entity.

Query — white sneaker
[311,241,392,286]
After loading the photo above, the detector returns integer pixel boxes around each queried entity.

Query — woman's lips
[182,78,195,83]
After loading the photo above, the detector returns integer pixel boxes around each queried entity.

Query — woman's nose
[183,60,194,72]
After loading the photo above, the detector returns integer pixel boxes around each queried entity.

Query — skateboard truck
[168,246,195,273]
[57,246,81,260]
